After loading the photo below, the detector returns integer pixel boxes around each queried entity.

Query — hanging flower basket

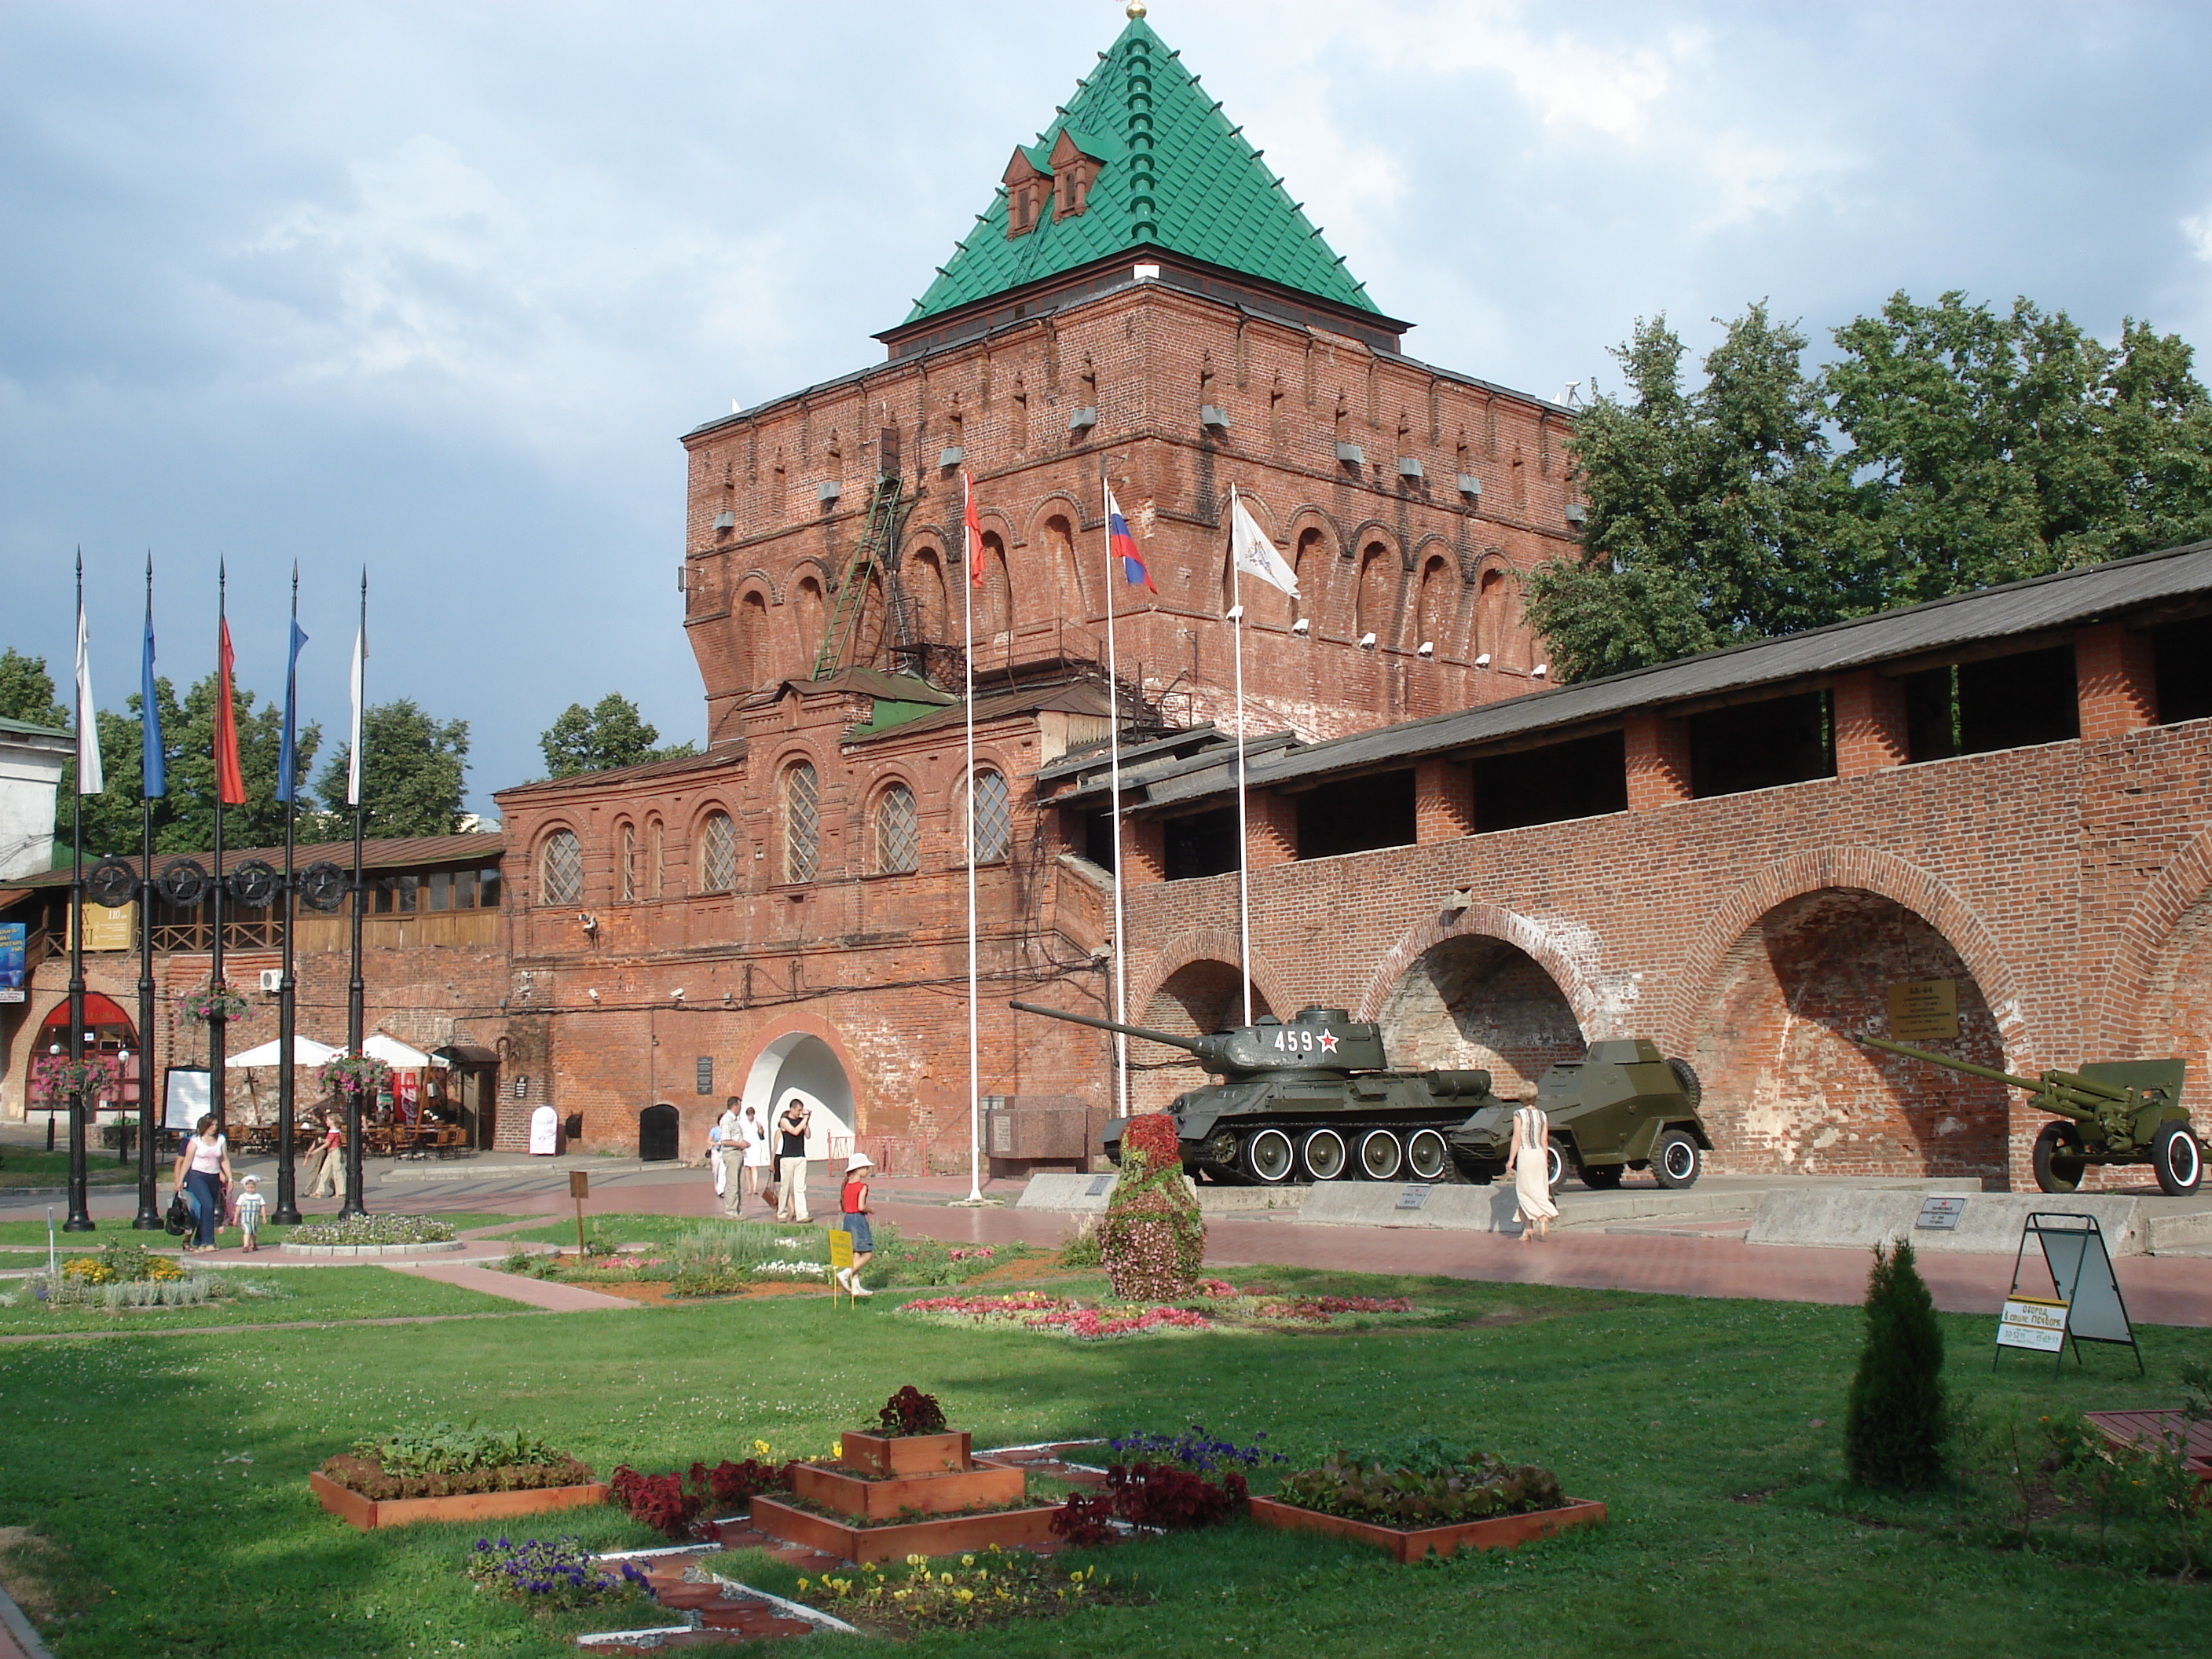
[317,1053,392,1099]
[179,980,250,1025]
[31,1055,121,1106]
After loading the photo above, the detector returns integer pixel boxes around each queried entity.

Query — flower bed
[793,1550,1139,1636]
[609,1452,792,1539]
[287,1213,456,1247]
[899,1291,1214,1340]
[467,1537,652,1610]
[1249,1440,1602,1562]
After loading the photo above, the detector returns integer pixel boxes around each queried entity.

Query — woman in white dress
[1507,1099,1558,1245]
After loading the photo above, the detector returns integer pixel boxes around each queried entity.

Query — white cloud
[2186,211,2212,263]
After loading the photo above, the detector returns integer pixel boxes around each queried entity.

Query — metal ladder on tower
[811,473,909,679]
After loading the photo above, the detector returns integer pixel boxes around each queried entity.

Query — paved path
[380,1261,640,1312]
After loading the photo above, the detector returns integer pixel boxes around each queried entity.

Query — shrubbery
[288,1213,456,1246]
[1844,1240,1946,1491]
[1276,1442,1566,1528]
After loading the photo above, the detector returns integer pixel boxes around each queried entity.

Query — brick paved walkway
[380,1261,639,1312]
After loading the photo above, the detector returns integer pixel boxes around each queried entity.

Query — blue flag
[141,593,164,799]
[276,618,308,804]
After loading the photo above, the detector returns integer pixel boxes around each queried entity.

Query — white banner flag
[1229,491,1298,598]
[346,620,366,807]
[74,601,104,795]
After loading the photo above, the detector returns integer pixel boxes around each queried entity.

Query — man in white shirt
[712,1097,744,1215]
[740,1104,771,1214]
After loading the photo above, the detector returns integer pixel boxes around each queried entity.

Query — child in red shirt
[838,1152,874,1296]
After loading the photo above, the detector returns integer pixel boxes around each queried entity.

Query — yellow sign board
[1888,979,1959,1042]
[826,1229,855,1269]
[82,901,135,953]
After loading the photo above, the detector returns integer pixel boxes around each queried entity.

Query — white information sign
[1996,1295,2069,1353]
[163,1067,211,1132]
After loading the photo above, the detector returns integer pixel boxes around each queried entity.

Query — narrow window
[698,811,738,893]
[619,822,636,903]
[540,832,582,906]
[965,768,1013,865]
[784,763,820,883]
[874,785,919,874]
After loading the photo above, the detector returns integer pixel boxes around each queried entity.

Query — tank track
[1182,1110,1486,1188]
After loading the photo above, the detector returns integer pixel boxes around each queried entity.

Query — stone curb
[278,1239,468,1258]
[0,1577,56,1659]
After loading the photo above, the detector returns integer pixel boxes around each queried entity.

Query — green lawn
[0,1214,524,1249]
[0,1265,528,1335]
[0,1148,139,1188]
[0,1263,2206,1657]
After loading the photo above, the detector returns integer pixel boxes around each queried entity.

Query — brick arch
[1127,928,1294,1031]
[1342,519,1398,564]
[2094,822,2212,1049]
[733,568,782,606]
[1665,848,2024,1061]
[728,1010,873,1141]
[899,523,950,562]
[1025,499,1090,619]
[1357,904,1613,1042]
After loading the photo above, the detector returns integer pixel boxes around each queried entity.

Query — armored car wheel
[1579,1163,1624,1190]
[1666,1057,1702,1111]
[1651,1127,1701,1189]
[2032,1122,2086,1193]
[1544,1141,1566,1192]
[1359,1130,1403,1181]
[1301,1128,1349,1181]
[1244,1128,1296,1185]
[1406,1129,1449,1181]
[2151,1122,2203,1197]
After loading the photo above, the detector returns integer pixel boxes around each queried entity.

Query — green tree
[1843,1240,1947,1492]
[0,648,70,731]
[538,693,694,778]
[315,700,469,837]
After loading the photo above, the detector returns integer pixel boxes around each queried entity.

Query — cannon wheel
[2032,1122,2086,1193]
[2151,1122,2204,1197]
[1651,1127,1701,1189]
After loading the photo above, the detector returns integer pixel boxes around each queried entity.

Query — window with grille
[874,784,919,873]
[965,767,1013,864]
[540,829,583,906]
[783,763,820,883]
[619,822,636,902]
[698,811,737,892]
[648,821,664,899]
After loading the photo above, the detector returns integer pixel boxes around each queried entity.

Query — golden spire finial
[1126,1,1146,17]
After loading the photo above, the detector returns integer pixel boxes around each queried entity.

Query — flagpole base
[947,1196,1003,1209]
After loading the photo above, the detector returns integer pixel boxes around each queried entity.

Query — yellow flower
[960,1554,976,1567]
[831,1439,843,1459]
[955,1588,975,1603]
[906,1554,927,1567]
[752,1438,774,1459]
[939,1573,954,1585]
[796,1579,810,1593]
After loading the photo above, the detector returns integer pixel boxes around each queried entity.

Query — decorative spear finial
[1126,1,1145,16]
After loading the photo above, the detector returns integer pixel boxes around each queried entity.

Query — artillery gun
[1011,1001,1712,1189]
[1851,1034,2203,1196]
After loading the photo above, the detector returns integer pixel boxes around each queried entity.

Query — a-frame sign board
[1995,1211,2144,1375]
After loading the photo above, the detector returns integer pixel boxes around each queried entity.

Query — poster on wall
[82,901,134,953]
[0,922,24,1003]
[163,1067,211,1131]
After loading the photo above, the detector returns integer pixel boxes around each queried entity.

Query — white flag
[1229,491,1298,599]
[346,620,366,807]
[74,601,104,795]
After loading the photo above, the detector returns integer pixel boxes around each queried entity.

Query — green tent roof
[905,18,1377,324]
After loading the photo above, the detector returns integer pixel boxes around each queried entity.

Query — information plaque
[1916,1196,1968,1230]
[1996,1296,2068,1353]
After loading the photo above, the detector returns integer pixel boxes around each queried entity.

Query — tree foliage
[538,693,693,778]
[315,701,471,838]
[1844,1240,1948,1492]
[1529,292,2212,682]
[0,649,70,732]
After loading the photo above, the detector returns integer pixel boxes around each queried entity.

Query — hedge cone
[1844,1238,1947,1491]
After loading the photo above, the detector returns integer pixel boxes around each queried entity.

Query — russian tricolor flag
[1106,488,1154,593]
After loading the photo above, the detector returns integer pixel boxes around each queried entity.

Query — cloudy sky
[6,0,2212,811]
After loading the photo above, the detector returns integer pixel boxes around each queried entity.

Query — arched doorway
[31,993,140,1118]
[1694,888,2008,1181]
[1133,961,1273,1112]
[739,1033,855,1162]
[1375,935,1583,1097]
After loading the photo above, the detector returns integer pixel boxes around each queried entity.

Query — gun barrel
[1009,1000,1209,1057]
[1851,1033,2043,1093]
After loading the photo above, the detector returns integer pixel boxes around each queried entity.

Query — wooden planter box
[792,1460,1025,1520]
[309,1470,610,1533]
[1247,1495,1606,1562]
[748,1495,1061,1565]
[837,1430,972,1477]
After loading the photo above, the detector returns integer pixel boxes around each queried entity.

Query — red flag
[964,474,985,588]
[214,617,247,805]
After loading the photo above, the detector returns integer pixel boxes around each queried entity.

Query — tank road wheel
[1580,1163,1624,1190]
[1301,1128,1349,1181]
[1360,1130,1403,1181]
[1544,1140,1567,1192]
[1406,1130,1450,1181]
[2031,1123,2086,1193]
[1244,1129,1296,1185]
[2151,1122,2204,1197]
[1652,1128,1701,1189]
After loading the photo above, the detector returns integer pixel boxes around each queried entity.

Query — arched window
[873,784,918,874]
[648,819,665,899]
[618,822,636,903]
[782,762,820,883]
[1415,555,1454,657]
[1356,542,1394,645]
[540,829,582,906]
[961,767,1013,865]
[698,811,737,893]
[736,590,769,689]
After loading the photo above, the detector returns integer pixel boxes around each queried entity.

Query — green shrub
[1057,1218,1103,1268]
[1844,1240,1946,1491]
[1277,1447,1566,1527]
[353,1424,562,1477]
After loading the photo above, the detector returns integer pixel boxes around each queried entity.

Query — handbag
[163,1192,192,1237]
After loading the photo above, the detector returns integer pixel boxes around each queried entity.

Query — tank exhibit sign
[0,922,23,1003]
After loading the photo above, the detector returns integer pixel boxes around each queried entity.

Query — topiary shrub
[1101,1113,1205,1303]
[1844,1239,1947,1491]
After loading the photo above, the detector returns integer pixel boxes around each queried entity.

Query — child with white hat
[837,1153,875,1295]
[236,1174,267,1252]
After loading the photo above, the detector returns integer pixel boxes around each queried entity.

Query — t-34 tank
[1009,1001,1711,1189]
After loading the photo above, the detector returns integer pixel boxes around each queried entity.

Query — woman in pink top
[171,1114,233,1251]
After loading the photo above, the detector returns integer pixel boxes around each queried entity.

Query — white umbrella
[361,1031,449,1070]
[225,1035,343,1068]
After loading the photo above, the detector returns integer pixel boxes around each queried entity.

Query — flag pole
[210,560,229,1138]
[64,551,93,1231]
[962,471,982,1205]
[133,553,163,1229]
[1100,460,1130,1119]
[341,569,368,1218]
[273,563,303,1225]
[1229,489,1252,1026]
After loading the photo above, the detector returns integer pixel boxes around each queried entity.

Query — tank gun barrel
[1009,1000,1226,1066]
[1849,1033,2133,1122]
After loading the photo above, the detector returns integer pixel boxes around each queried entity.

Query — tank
[1009,1001,1712,1189]
[1851,1034,2203,1196]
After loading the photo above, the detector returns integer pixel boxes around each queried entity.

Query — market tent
[226,1036,342,1068]
[361,1031,449,1069]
